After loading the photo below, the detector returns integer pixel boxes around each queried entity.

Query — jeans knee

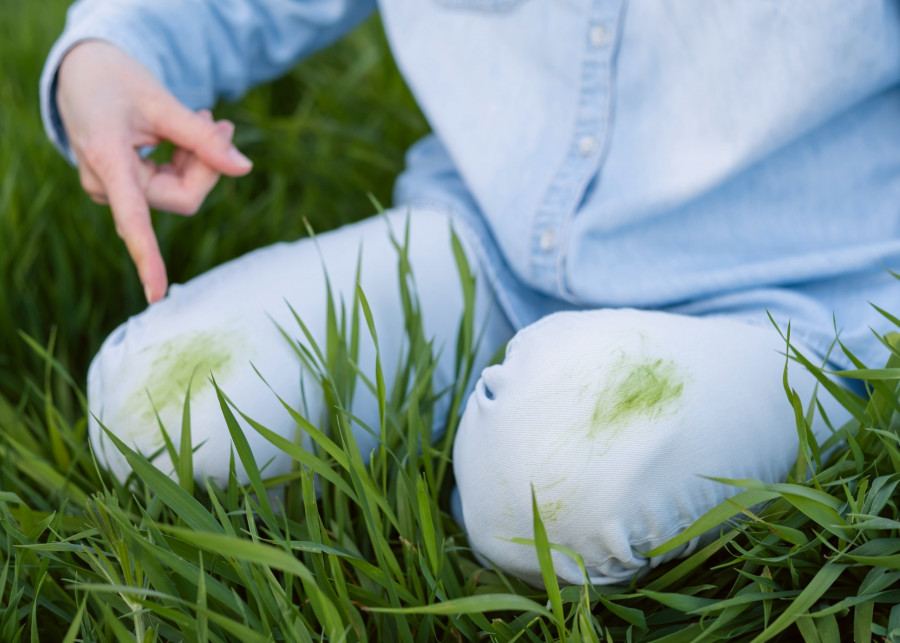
[87,303,298,486]
[453,308,840,586]
[88,209,511,488]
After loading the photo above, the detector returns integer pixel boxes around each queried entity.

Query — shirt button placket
[578,18,611,160]
[530,1,622,298]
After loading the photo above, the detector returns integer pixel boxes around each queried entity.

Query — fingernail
[144,284,153,304]
[228,147,252,170]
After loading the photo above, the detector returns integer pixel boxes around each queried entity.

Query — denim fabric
[453,308,848,586]
[86,210,512,483]
[42,0,900,368]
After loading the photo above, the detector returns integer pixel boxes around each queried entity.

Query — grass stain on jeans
[590,355,684,439]
[537,498,568,525]
[124,329,241,444]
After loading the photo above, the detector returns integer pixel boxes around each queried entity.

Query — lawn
[2,2,900,641]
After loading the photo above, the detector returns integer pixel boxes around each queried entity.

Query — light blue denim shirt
[42,0,900,368]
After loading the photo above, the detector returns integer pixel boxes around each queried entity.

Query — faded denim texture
[42,1,900,364]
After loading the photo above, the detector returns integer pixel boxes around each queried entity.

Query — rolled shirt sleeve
[40,0,377,163]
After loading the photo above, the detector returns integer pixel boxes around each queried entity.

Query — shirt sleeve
[40,0,378,163]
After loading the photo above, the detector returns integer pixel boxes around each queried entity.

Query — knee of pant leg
[86,209,494,487]
[87,288,303,487]
[453,308,830,586]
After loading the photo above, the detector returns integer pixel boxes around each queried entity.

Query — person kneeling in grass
[42,1,900,585]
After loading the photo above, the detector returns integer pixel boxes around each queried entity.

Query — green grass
[3,2,900,640]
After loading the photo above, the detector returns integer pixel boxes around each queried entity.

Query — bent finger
[144,120,233,215]
[145,95,252,177]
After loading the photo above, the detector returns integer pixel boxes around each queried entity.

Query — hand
[56,40,254,303]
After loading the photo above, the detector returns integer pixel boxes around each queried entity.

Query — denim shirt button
[589,25,610,48]
[539,227,556,253]
[577,135,597,157]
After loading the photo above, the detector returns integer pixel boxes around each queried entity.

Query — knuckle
[200,120,220,141]
[192,119,224,149]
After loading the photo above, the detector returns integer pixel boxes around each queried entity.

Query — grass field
[3,2,900,641]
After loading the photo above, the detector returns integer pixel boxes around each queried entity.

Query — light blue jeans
[88,208,844,585]
[88,209,512,485]
[454,308,845,586]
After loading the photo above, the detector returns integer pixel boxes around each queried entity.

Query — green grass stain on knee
[126,329,240,441]
[538,499,567,525]
[590,356,684,437]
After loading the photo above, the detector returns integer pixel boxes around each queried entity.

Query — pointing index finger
[99,146,168,303]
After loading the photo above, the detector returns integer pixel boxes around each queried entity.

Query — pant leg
[453,308,849,587]
[88,209,513,485]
